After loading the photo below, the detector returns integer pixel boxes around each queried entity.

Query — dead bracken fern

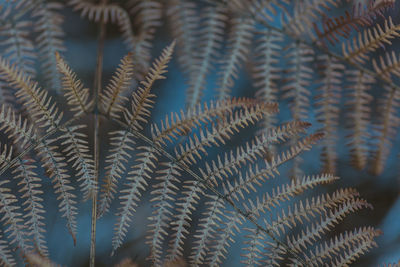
[0,0,398,266]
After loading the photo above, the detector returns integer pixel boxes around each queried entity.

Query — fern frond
[189,194,225,266]
[0,104,37,149]
[0,180,30,252]
[99,43,174,217]
[370,86,400,175]
[32,0,65,93]
[243,174,338,219]
[0,16,37,76]
[315,55,344,173]
[262,188,360,237]
[342,17,400,64]
[167,0,199,75]
[0,57,63,132]
[224,133,324,201]
[25,253,59,267]
[253,28,282,143]
[241,227,266,266]
[123,41,175,131]
[100,53,134,119]
[287,198,373,254]
[59,125,96,200]
[36,140,77,245]
[13,157,47,256]
[206,211,243,266]
[127,0,162,73]
[186,5,226,109]
[200,121,311,187]
[56,52,92,116]
[300,227,381,266]
[283,0,339,37]
[151,98,278,146]
[0,143,13,170]
[0,234,15,266]
[372,50,400,82]
[345,70,374,169]
[216,17,254,100]
[313,0,395,44]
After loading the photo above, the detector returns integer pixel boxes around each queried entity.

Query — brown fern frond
[313,0,395,45]
[0,7,37,77]
[205,210,243,266]
[0,143,12,170]
[240,227,266,266]
[25,252,60,267]
[224,133,325,201]
[345,70,374,170]
[56,52,92,116]
[32,0,65,93]
[287,198,373,254]
[253,28,282,140]
[200,121,311,187]
[166,0,199,75]
[186,5,226,109]
[123,41,175,131]
[0,179,31,253]
[370,86,400,175]
[13,157,47,256]
[300,227,382,266]
[0,57,63,132]
[151,98,278,146]
[59,125,96,200]
[342,17,400,64]
[216,17,254,100]
[36,140,77,245]
[127,0,162,73]
[0,234,15,266]
[98,43,174,218]
[100,53,134,119]
[0,104,37,149]
[315,55,344,173]
[372,50,400,82]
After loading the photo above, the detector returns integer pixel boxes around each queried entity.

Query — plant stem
[90,1,107,266]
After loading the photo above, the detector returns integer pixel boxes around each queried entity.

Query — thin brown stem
[90,0,107,266]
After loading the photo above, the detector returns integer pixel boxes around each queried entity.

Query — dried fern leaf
[224,133,324,201]
[216,17,254,100]
[0,179,31,253]
[241,227,266,266]
[13,158,48,256]
[186,5,226,109]
[59,125,96,200]
[151,98,278,146]
[32,0,65,93]
[167,0,199,75]
[206,211,243,266]
[300,227,382,266]
[189,194,225,266]
[36,139,77,245]
[253,29,282,140]
[99,43,174,217]
[315,55,344,173]
[0,104,37,149]
[287,198,373,254]
[0,234,15,266]
[127,0,162,73]
[342,17,400,64]
[372,50,400,82]
[200,121,311,187]
[56,52,92,116]
[0,57,63,132]
[345,70,374,169]
[100,53,134,119]
[370,86,400,175]
[0,11,37,77]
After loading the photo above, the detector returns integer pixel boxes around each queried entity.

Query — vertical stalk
[91,1,107,266]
